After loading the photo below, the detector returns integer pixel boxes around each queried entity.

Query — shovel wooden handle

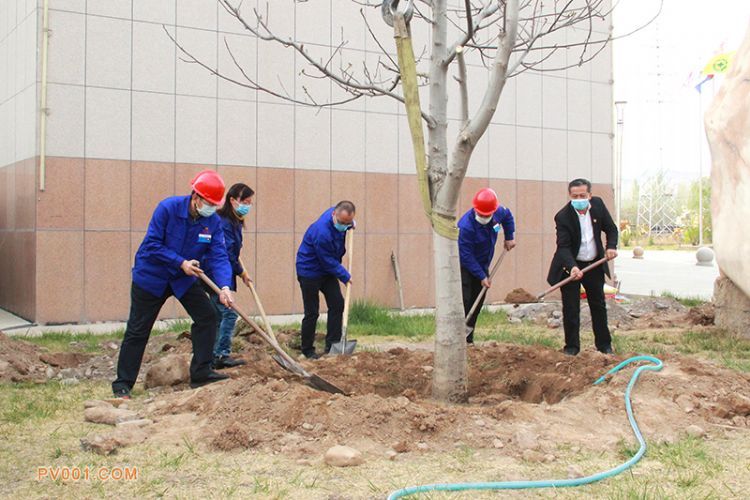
[341,229,354,334]
[536,256,609,301]
[197,272,308,377]
[465,248,508,324]
[239,256,278,344]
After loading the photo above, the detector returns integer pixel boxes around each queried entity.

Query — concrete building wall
[0,0,38,320]
[0,0,614,324]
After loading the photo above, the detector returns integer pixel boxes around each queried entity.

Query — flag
[701,52,735,76]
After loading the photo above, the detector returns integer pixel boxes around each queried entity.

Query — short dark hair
[217,183,255,226]
[568,178,592,192]
[335,200,356,214]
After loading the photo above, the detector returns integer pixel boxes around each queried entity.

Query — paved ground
[614,249,719,300]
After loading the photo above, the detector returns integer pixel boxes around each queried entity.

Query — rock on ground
[324,445,364,467]
[144,354,190,388]
[84,406,139,426]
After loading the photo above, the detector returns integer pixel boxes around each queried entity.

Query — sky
[612,0,750,186]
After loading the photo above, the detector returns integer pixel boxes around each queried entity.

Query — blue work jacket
[204,216,244,292]
[132,195,232,298]
[296,207,351,283]
[458,206,516,280]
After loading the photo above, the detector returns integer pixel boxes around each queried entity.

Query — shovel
[535,256,609,301]
[465,248,508,325]
[329,229,356,355]
[198,273,345,395]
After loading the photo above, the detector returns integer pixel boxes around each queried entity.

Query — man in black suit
[547,178,618,355]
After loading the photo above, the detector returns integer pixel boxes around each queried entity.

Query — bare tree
[170,0,662,403]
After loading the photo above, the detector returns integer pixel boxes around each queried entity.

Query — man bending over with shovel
[547,178,618,356]
[459,188,516,344]
[295,201,355,359]
[112,170,235,398]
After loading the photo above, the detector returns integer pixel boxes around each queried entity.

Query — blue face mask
[334,221,350,232]
[235,203,251,217]
[571,199,590,211]
[197,202,217,218]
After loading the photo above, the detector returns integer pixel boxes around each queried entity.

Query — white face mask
[475,214,493,225]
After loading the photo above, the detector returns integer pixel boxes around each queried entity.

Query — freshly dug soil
[505,288,538,304]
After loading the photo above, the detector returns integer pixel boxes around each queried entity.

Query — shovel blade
[306,374,347,395]
[329,339,357,355]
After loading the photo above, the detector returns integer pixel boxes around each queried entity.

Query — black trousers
[560,261,612,353]
[298,275,344,355]
[461,266,486,343]
[112,281,217,393]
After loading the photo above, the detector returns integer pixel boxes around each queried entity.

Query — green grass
[0,380,106,425]
[658,291,707,308]
[21,319,193,354]
[676,329,750,372]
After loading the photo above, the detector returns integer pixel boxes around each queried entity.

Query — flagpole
[698,87,703,247]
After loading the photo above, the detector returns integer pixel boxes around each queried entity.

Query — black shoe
[213,356,247,369]
[190,370,230,388]
[563,347,580,356]
[113,387,131,399]
[303,351,321,360]
[599,346,614,354]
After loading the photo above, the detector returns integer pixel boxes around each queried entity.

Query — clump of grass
[676,329,750,372]
[0,380,105,425]
[23,320,191,354]
[348,301,435,338]
[659,291,707,308]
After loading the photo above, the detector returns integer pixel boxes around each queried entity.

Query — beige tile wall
[22,157,613,323]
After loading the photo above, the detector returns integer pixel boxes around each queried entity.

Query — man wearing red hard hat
[458,188,516,344]
[112,170,235,398]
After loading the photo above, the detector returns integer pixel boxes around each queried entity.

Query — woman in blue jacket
[203,183,255,369]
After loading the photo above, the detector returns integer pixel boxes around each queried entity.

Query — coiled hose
[387,355,663,499]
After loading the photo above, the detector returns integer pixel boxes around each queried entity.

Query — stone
[80,435,119,455]
[301,423,314,431]
[543,454,556,463]
[706,28,750,313]
[84,400,113,409]
[61,378,79,386]
[392,441,409,453]
[522,450,545,463]
[685,425,706,438]
[84,407,139,426]
[552,311,562,319]
[421,365,433,373]
[324,446,364,467]
[633,246,644,259]
[509,317,522,324]
[492,439,504,449]
[144,354,190,388]
[514,429,538,450]
[416,442,429,451]
[474,419,486,427]
[546,318,562,329]
[386,450,398,461]
[713,277,750,338]
[45,366,56,379]
[696,247,715,266]
[116,418,153,429]
[675,394,695,413]
[59,368,77,379]
[567,464,585,479]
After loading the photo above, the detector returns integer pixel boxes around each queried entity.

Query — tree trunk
[431,230,468,402]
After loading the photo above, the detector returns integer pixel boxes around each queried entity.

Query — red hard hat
[472,188,499,216]
[191,170,225,205]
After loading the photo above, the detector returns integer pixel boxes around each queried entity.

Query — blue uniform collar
[176,195,192,220]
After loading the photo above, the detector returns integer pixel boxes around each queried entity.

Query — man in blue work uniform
[459,188,516,344]
[112,170,236,398]
[295,201,355,359]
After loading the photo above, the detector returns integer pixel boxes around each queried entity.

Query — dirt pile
[135,342,750,460]
[0,332,50,382]
[505,288,538,304]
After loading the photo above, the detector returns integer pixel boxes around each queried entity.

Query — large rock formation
[705,23,750,335]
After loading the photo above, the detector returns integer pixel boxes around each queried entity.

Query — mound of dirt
[505,288,538,304]
[687,303,716,326]
[135,342,750,460]
[0,332,48,382]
